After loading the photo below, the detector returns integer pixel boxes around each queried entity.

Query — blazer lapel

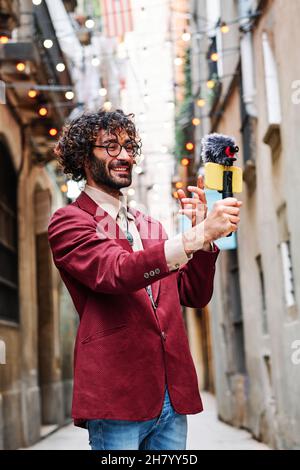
[74,191,132,251]
[74,192,160,303]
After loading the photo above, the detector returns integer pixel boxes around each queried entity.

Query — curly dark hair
[54,108,141,181]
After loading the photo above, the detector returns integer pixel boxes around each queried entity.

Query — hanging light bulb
[65,91,74,100]
[185,142,194,151]
[134,166,143,175]
[197,98,205,107]
[210,52,219,62]
[206,80,215,89]
[103,101,112,111]
[32,0,42,5]
[0,35,9,44]
[174,57,183,66]
[56,63,65,72]
[192,118,201,126]
[85,18,95,29]
[16,62,26,72]
[99,87,107,97]
[43,39,53,49]
[49,128,58,137]
[28,89,37,98]
[181,158,190,167]
[220,22,230,34]
[38,106,48,117]
[182,30,191,42]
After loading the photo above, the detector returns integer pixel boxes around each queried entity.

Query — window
[280,241,295,308]
[228,249,246,373]
[0,141,19,322]
[256,254,268,334]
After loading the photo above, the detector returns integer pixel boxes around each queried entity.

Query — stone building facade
[0,0,79,449]
[190,0,300,449]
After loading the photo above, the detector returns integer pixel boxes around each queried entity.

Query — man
[48,109,242,450]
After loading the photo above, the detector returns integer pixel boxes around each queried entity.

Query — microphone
[201,133,243,237]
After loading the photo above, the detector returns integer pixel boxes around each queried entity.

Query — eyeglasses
[93,141,141,158]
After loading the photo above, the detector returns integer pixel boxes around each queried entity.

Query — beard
[87,153,132,190]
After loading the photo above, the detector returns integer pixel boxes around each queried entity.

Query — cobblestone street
[27,392,270,451]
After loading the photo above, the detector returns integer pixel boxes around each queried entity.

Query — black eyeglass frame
[93,141,142,158]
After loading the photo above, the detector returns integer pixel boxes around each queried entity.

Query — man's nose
[117,147,132,161]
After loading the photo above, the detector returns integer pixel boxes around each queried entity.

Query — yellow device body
[204,162,243,193]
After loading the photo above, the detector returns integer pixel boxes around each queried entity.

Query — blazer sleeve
[176,245,220,308]
[158,221,219,308]
[48,206,170,295]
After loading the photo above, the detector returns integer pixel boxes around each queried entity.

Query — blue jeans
[87,386,187,450]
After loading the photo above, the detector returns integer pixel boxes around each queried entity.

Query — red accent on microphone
[225,146,235,158]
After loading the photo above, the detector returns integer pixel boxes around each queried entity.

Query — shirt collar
[84,184,134,221]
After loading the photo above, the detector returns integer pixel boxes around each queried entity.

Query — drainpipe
[238,0,257,118]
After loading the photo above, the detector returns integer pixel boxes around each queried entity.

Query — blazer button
[161,331,167,341]
[149,270,155,277]
[144,273,149,279]
[155,268,160,274]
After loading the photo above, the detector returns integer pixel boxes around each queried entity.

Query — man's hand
[177,175,207,227]
[204,197,242,241]
[182,197,242,255]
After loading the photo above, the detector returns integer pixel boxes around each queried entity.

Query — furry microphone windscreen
[201,133,238,165]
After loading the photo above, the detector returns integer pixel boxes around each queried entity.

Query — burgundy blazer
[47,191,219,427]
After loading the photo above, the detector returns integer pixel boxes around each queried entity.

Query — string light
[173,191,179,199]
[128,188,135,196]
[103,101,112,111]
[206,80,215,89]
[192,118,201,126]
[210,52,219,62]
[0,35,9,44]
[32,0,42,5]
[174,57,183,66]
[220,22,230,33]
[38,106,48,116]
[91,57,100,67]
[182,31,191,42]
[175,181,184,189]
[43,39,53,49]
[60,184,68,193]
[28,89,37,98]
[185,142,194,151]
[99,87,107,97]
[181,158,190,166]
[197,98,206,107]
[49,128,58,137]
[129,200,137,208]
[56,63,65,72]
[85,19,95,29]
[16,62,26,72]
[134,166,143,175]
[65,91,74,100]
